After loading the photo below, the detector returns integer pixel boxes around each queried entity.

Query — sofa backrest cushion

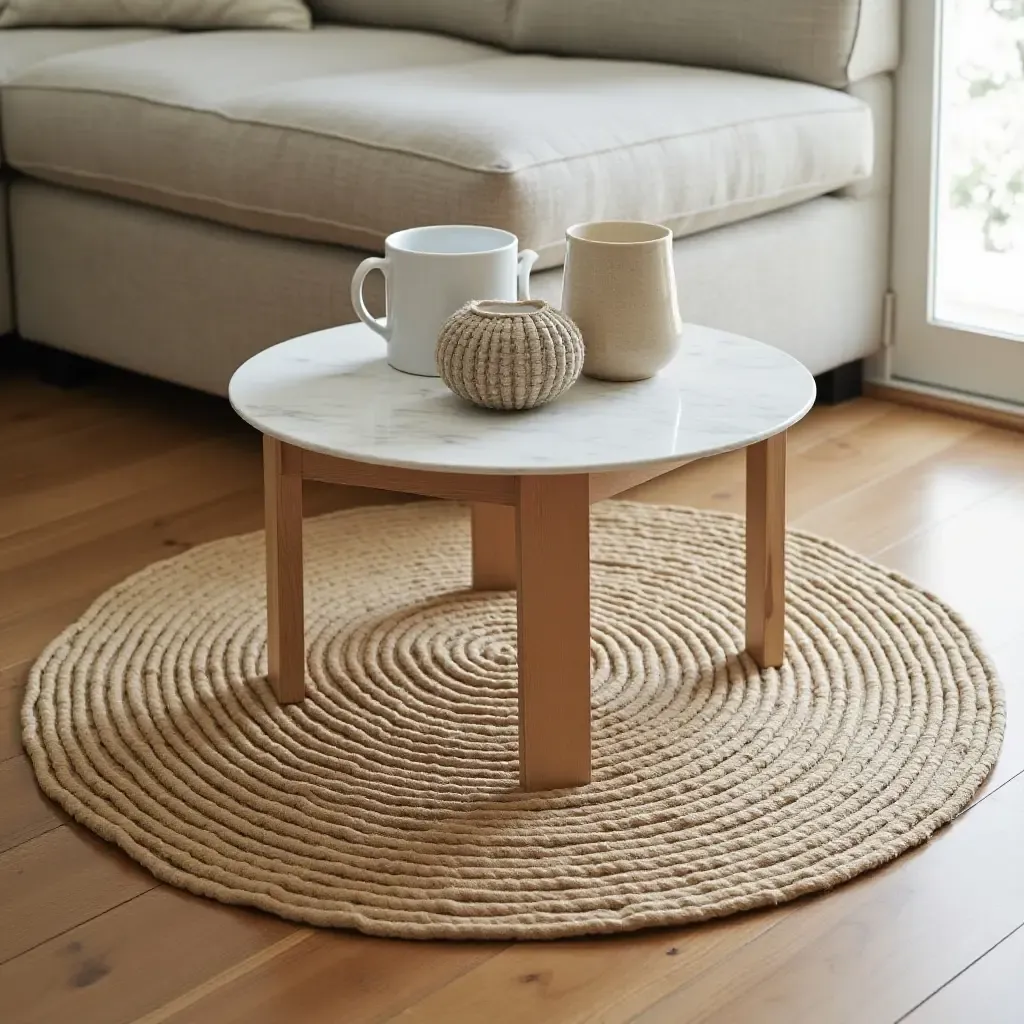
[513,0,898,88]
[310,0,898,89]
[308,0,512,47]
[0,0,311,29]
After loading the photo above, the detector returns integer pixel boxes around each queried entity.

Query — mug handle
[350,256,391,341]
[517,249,538,300]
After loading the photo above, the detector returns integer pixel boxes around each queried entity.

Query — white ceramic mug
[351,225,538,376]
[562,221,682,381]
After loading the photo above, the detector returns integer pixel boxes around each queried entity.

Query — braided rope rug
[23,501,1004,940]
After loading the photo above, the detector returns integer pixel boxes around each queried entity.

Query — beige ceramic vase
[561,221,682,381]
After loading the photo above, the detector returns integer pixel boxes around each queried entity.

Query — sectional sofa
[0,1,898,395]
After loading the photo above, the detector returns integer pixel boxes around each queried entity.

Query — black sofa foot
[0,332,30,373]
[35,344,98,389]
[813,358,863,406]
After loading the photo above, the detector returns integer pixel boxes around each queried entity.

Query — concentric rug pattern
[23,502,1004,940]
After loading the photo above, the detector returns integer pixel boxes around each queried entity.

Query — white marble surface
[229,322,816,475]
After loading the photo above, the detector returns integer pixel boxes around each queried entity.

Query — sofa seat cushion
[0,27,169,78]
[0,27,170,335]
[0,1,310,30]
[0,27,169,163]
[2,27,874,265]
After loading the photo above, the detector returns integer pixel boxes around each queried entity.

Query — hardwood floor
[0,364,1022,1024]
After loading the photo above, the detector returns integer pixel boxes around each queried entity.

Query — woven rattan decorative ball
[436,299,584,411]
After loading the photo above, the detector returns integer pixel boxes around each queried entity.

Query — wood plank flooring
[0,364,1021,1024]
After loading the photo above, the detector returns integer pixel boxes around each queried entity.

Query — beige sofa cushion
[0,1,310,29]
[3,28,874,266]
[309,0,511,46]
[0,26,169,80]
[310,0,898,89]
[514,0,899,89]
[0,27,168,161]
[0,26,170,334]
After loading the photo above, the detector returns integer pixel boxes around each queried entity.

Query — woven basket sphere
[436,299,584,410]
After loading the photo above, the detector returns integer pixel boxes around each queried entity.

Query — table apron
[298,448,517,504]
[295,445,691,506]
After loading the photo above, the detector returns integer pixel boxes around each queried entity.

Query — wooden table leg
[471,503,517,590]
[746,431,787,669]
[515,474,592,790]
[264,435,306,703]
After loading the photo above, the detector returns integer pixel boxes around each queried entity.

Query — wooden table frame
[262,431,787,792]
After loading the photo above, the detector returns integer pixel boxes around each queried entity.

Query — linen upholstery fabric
[309,0,512,47]
[0,25,168,82]
[0,0,311,29]
[0,27,170,334]
[513,0,899,89]
[3,29,874,266]
[12,179,888,394]
[0,27,168,160]
[841,75,893,200]
[848,0,901,84]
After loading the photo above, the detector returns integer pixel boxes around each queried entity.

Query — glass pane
[934,0,1024,339]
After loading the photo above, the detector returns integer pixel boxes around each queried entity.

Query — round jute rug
[23,502,1004,940]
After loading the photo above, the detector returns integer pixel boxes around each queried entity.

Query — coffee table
[229,322,816,791]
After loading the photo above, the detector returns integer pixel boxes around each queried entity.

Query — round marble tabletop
[229,322,816,475]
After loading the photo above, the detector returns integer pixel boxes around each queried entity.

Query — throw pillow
[0,0,312,29]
